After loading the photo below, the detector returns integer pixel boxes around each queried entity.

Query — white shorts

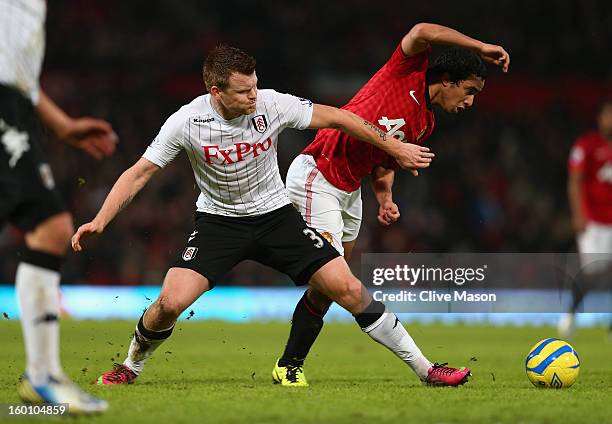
[286,154,362,255]
[577,222,612,274]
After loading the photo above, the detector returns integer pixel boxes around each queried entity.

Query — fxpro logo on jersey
[202,138,273,165]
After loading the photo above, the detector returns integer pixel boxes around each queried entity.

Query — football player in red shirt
[273,23,510,386]
[559,99,612,338]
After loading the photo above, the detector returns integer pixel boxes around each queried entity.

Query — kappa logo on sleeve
[252,115,268,133]
[182,247,198,261]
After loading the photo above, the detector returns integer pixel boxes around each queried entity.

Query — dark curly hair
[203,45,256,91]
[427,47,487,82]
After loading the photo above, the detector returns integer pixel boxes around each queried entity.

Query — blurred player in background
[70,45,471,388]
[559,99,612,339]
[0,0,116,413]
[274,22,510,386]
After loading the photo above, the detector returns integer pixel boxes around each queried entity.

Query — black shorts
[172,204,340,286]
[0,85,65,231]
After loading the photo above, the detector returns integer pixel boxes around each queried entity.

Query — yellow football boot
[272,360,309,387]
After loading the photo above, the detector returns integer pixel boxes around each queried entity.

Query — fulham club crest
[252,115,268,133]
[182,247,198,261]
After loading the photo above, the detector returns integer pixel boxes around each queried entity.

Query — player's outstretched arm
[371,166,400,226]
[37,89,118,159]
[71,158,160,252]
[308,104,434,174]
[402,23,510,72]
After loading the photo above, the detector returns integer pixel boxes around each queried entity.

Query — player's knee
[333,275,364,311]
[155,295,185,320]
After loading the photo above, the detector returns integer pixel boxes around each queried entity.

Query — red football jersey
[302,44,435,192]
[568,130,612,224]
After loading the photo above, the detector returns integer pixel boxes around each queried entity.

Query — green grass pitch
[1,320,611,424]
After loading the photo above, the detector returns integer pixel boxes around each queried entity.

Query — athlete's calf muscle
[306,288,333,313]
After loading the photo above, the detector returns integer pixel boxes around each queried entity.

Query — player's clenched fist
[71,221,104,252]
[393,142,435,176]
[378,200,400,226]
[478,43,510,73]
[59,117,118,160]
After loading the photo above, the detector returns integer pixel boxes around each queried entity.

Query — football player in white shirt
[70,45,442,386]
[1,0,116,413]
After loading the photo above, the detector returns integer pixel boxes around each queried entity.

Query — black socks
[279,292,326,367]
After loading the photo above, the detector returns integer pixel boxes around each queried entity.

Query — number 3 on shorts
[303,228,323,249]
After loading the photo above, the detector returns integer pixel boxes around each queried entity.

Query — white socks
[123,333,162,375]
[362,312,432,380]
[123,316,174,375]
[16,261,63,386]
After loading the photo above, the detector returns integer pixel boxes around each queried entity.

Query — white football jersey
[0,0,46,103]
[143,89,314,217]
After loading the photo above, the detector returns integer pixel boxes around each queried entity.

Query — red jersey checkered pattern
[568,131,612,224]
[302,44,435,192]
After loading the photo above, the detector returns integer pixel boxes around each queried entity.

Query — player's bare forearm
[310,105,403,159]
[371,166,395,205]
[37,89,117,158]
[36,90,73,139]
[403,23,482,53]
[309,105,433,171]
[92,158,159,230]
[372,166,401,226]
[309,104,391,151]
[402,23,510,72]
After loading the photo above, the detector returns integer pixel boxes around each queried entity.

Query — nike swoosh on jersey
[409,90,420,105]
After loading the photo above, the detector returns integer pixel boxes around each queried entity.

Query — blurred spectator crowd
[1,0,611,285]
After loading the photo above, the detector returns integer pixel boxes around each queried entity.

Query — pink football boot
[425,363,471,386]
[96,363,138,385]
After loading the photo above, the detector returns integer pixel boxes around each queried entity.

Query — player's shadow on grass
[138,376,259,386]
[134,376,417,387]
